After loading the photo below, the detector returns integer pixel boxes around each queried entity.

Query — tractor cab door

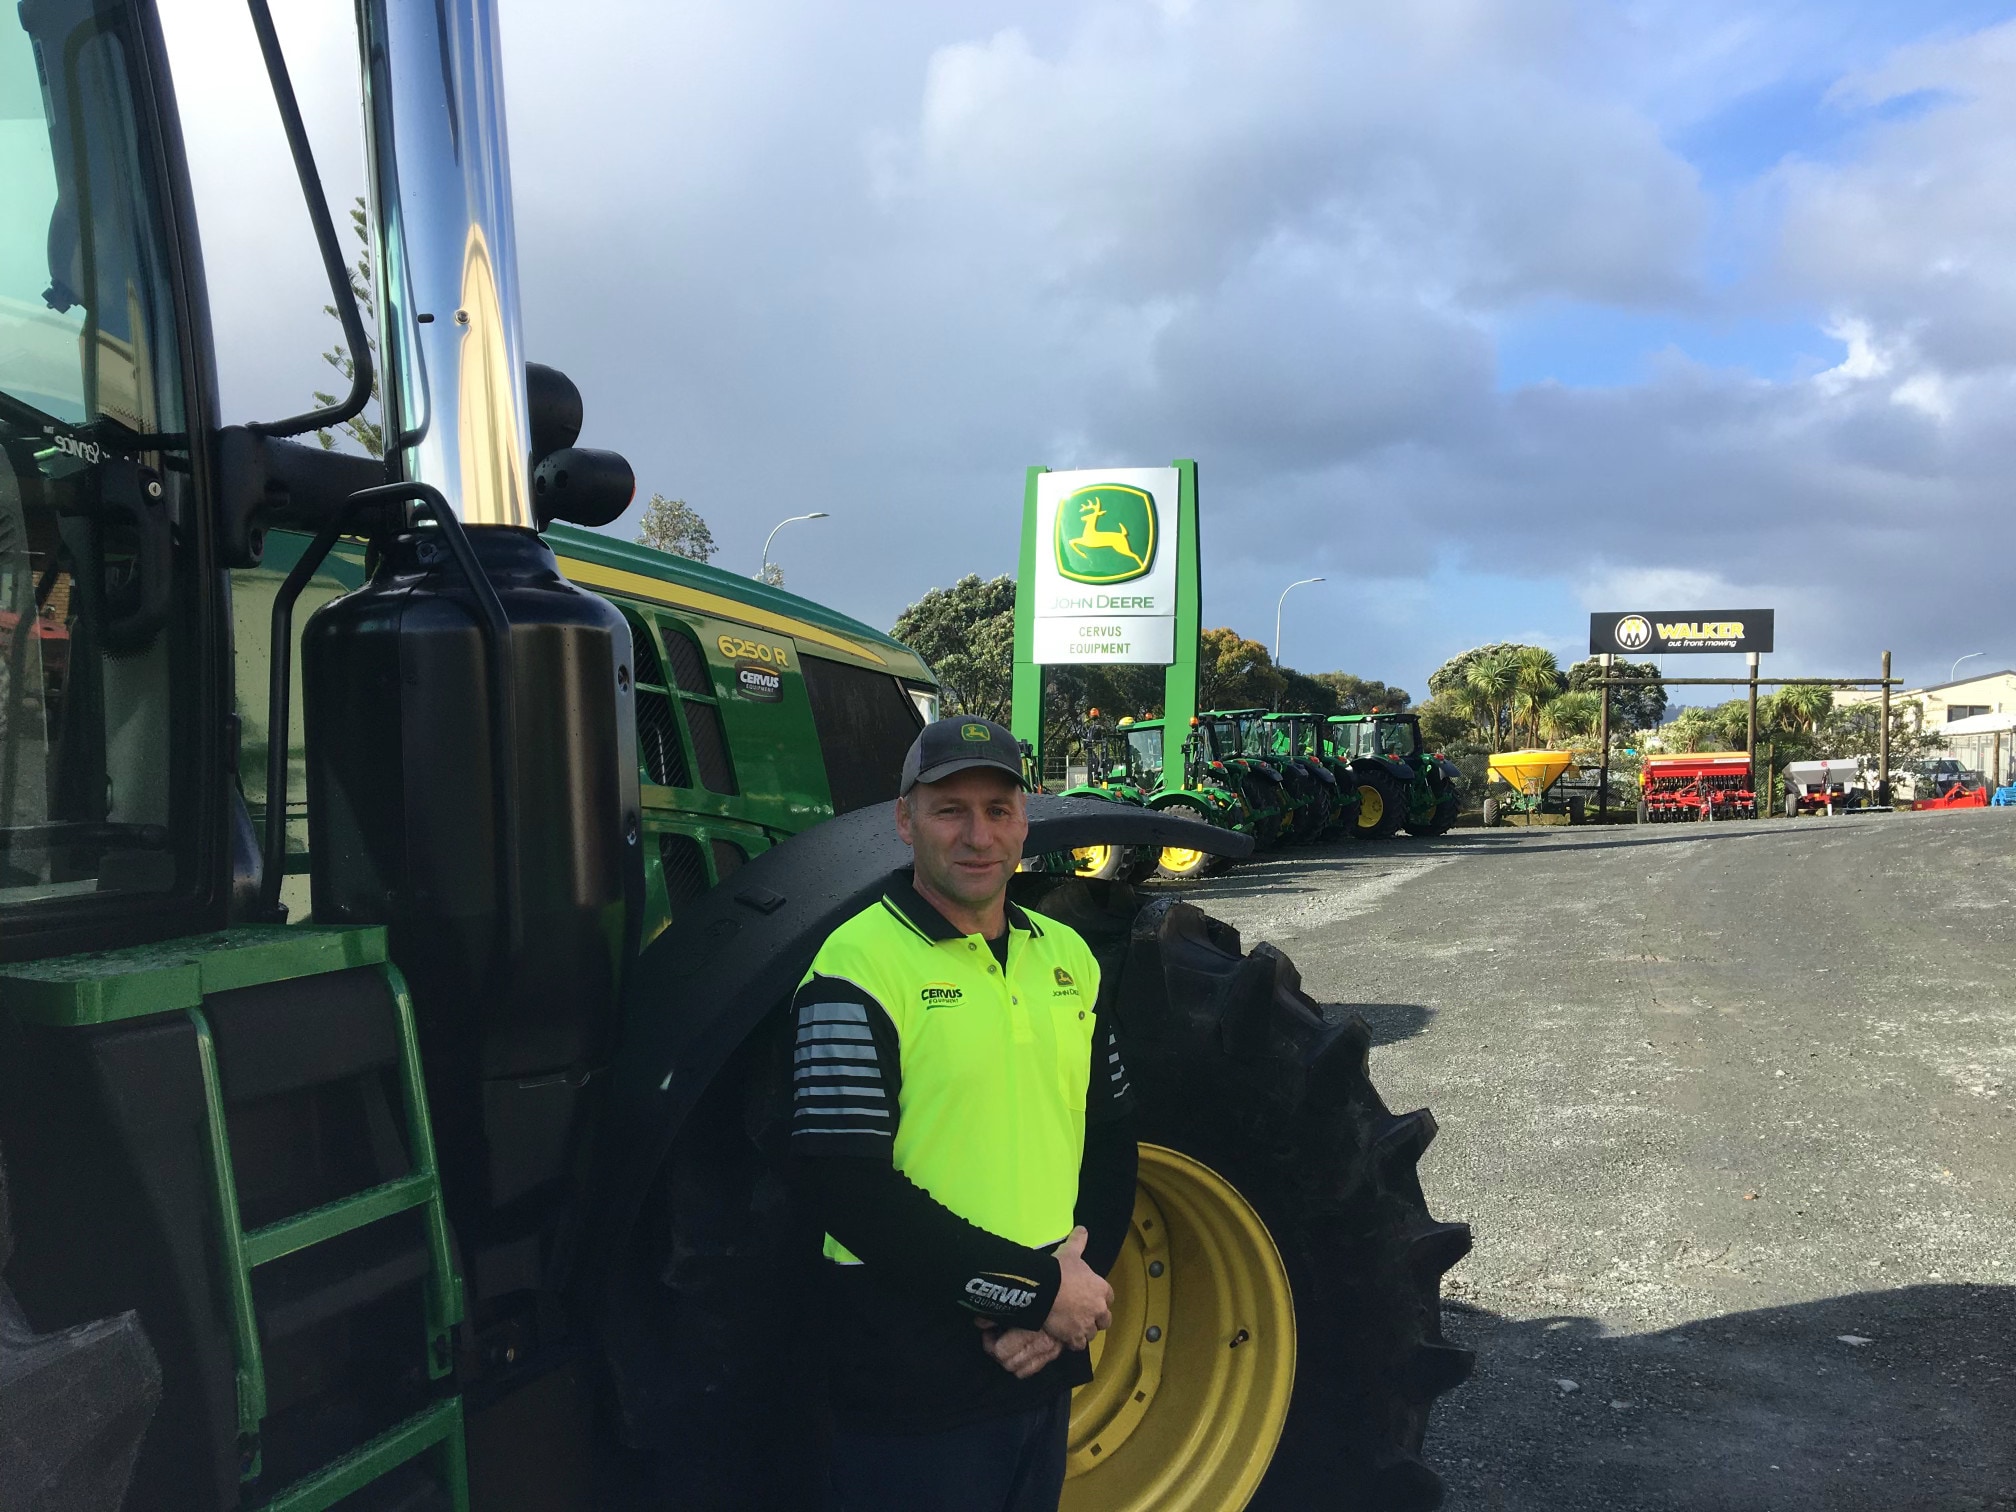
[2,0,223,962]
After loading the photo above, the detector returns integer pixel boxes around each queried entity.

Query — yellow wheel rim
[1072,845,1115,876]
[1062,1145,1296,1512]
[1355,784,1385,828]
[1159,845,1207,875]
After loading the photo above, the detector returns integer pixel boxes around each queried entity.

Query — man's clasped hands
[975,1226,1114,1380]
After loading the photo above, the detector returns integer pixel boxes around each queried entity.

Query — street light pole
[1950,651,1985,684]
[758,511,829,580]
[1273,576,1325,664]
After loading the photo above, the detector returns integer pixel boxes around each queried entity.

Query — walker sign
[1590,610,1775,655]
[1031,467,1181,664]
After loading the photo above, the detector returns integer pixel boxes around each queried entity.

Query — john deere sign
[1590,609,1775,655]
[1030,467,1181,663]
[1053,483,1157,585]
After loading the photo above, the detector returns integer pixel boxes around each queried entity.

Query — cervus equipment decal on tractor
[0,2,1470,1508]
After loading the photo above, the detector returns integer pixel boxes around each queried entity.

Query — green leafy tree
[1565,657,1668,734]
[1197,627,1284,711]
[1309,672,1411,713]
[1277,667,1341,716]
[1509,646,1564,746]
[311,197,384,457]
[635,495,716,562]
[1463,652,1518,749]
[1415,692,1472,750]
[1539,689,1600,745]
[890,575,1016,722]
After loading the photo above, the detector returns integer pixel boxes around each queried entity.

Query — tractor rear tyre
[615,881,1472,1512]
[1351,772,1409,842]
[1155,800,1221,881]
[1407,793,1460,838]
[1027,881,1473,1512]
[1566,796,1586,826]
[1071,843,1131,881]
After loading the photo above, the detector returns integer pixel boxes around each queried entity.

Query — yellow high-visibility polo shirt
[790,870,1124,1264]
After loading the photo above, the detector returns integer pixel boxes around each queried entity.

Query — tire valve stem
[1229,1328,1251,1350]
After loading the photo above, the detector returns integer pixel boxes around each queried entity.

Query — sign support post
[1010,466,1047,775]
[1746,651,1760,812]
[1879,650,1892,804]
[1596,652,1612,821]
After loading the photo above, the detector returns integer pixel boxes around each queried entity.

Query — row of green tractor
[1049,707,1465,881]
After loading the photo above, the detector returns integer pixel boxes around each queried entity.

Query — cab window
[3,1,198,925]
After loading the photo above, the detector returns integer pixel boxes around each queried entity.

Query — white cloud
[155,0,2016,689]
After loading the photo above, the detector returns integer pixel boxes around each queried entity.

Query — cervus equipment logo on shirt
[920,982,964,1007]
[965,1273,1040,1310]
[1053,484,1157,586]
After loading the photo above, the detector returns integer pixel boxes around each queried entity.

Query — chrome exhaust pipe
[358,0,532,528]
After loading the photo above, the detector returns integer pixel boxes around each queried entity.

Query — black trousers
[828,1390,1071,1512]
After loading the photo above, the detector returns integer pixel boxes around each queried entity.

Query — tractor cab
[1121,717,1168,790]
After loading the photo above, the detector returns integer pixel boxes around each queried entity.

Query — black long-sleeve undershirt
[803,1099,1139,1329]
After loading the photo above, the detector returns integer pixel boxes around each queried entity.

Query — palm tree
[1540,690,1600,746]
[1773,682,1832,735]
[1465,653,1517,749]
[1509,646,1562,746]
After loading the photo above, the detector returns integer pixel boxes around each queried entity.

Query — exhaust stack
[360,0,532,527]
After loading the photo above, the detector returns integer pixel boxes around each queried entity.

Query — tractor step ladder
[189,958,467,1511]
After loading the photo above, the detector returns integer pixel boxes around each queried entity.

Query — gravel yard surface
[1179,807,2016,1511]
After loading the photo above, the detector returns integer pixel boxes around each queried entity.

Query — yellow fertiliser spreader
[1483,750,1587,826]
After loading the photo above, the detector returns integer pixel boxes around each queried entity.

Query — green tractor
[0,3,1472,1508]
[1327,713,1464,839]
[1050,710,1160,882]
[1263,712,1360,838]
[1192,709,1295,846]
[1111,716,1254,879]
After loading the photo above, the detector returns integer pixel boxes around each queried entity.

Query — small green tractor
[1195,709,1305,845]
[1113,716,1256,879]
[1263,712,1361,838]
[1325,713,1464,839]
[1051,710,1160,882]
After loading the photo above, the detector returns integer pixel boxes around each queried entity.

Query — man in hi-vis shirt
[792,717,1138,1511]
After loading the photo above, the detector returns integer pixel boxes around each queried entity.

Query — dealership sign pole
[1012,461,1200,784]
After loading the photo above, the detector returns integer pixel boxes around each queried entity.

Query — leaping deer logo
[1066,497,1148,573]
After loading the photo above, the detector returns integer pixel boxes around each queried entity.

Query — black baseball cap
[899,716,1030,796]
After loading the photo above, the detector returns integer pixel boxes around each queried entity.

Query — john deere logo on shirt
[1052,967,1076,990]
[920,982,964,1007]
[1053,484,1157,585]
[961,723,990,742]
[965,1274,1040,1310]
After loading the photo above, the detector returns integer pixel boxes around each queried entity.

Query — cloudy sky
[164,0,2016,697]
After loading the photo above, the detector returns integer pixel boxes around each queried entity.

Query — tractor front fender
[1349,755,1414,785]
[587,795,1252,1300]
[1150,786,1240,818]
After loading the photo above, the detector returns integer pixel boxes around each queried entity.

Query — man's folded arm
[790,975,1059,1327]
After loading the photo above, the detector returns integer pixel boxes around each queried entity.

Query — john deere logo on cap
[961,723,991,741]
[1054,484,1156,585]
